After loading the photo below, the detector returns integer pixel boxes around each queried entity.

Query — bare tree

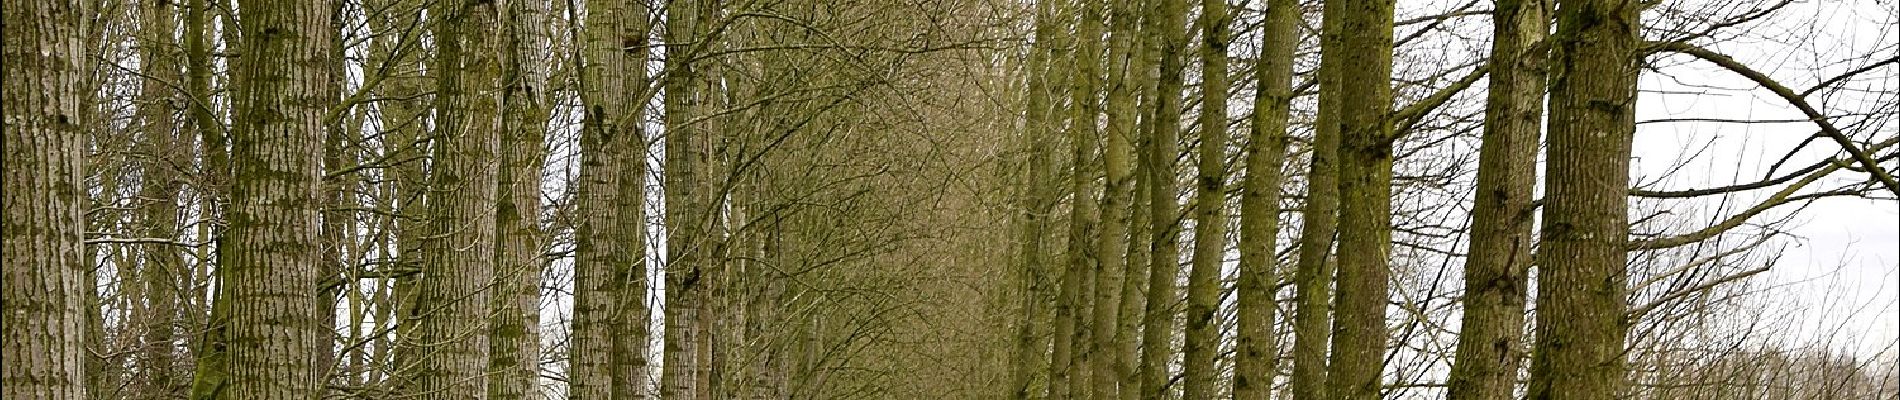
[3,1,93,398]
[1529,0,1642,398]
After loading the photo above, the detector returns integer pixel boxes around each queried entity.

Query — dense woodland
[3,0,1897,399]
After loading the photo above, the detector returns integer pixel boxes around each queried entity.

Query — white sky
[1630,0,1898,358]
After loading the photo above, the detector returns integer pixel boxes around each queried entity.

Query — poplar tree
[1009,1,1062,398]
[1090,0,1139,396]
[1290,0,1346,395]
[491,0,555,397]
[1139,0,1190,396]
[408,0,506,396]
[2,1,92,398]
[1529,0,1641,398]
[1325,0,1400,397]
[1232,0,1299,397]
[1182,0,1234,394]
[572,0,651,397]
[210,0,337,397]
[1445,1,1549,399]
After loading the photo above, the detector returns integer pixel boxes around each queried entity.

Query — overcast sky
[1630,0,1897,358]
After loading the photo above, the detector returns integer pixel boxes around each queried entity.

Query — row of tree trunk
[2,0,838,398]
[1006,0,1640,399]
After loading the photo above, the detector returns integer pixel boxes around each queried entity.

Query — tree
[1182,0,1235,394]
[572,0,651,396]
[2,0,92,398]
[1325,0,1399,398]
[132,1,191,396]
[1528,0,1641,398]
[362,0,431,388]
[662,0,720,397]
[1009,1,1062,398]
[1290,0,1345,395]
[1231,0,1299,397]
[208,0,338,397]
[1445,1,1548,400]
[1090,0,1139,396]
[492,0,556,397]
[406,0,506,396]
[1138,0,1190,396]
[1057,1,1105,398]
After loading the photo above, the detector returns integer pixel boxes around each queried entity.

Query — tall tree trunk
[1091,0,1138,397]
[2,1,92,398]
[1445,1,1548,400]
[1529,0,1639,398]
[1231,0,1298,398]
[663,0,718,397]
[213,0,337,397]
[1116,15,1153,394]
[609,3,654,398]
[407,0,506,397]
[1325,0,1399,398]
[572,0,631,396]
[1010,0,1060,397]
[573,0,652,397]
[135,1,190,396]
[1290,0,1346,397]
[1055,1,1104,397]
[1044,8,1081,396]
[1139,0,1188,396]
[491,0,555,397]
[1182,0,1234,394]
[365,0,431,385]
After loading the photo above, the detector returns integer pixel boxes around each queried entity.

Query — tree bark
[663,0,719,397]
[1528,0,1640,399]
[1325,0,1399,398]
[407,0,506,397]
[1445,1,1548,399]
[1056,2,1105,398]
[2,1,92,398]
[212,0,337,397]
[1091,0,1139,397]
[1183,0,1234,394]
[1232,0,1298,398]
[572,0,650,397]
[1139,0,1188,396]
[1011,0,1061,397]
[1290,0,1344,396]
[491,0,555,397]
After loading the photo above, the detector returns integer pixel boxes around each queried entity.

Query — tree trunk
[1291,0,1346,397]
[363,0,430,387]
[212,0,337,397]
[1055,2,1105,397]
[609,3,654,397]
[135,1,190,396]
[407,0,505,397]
[1183,0,1234,394]
[1010,0,1061,397]
[572,0,649,397]
[1139,0,1188,396]
[2,1,92,398]
[1116,15,1153,394]
[1091,0,1138,397]
[491,0,555,397]
[1529,0,1639,399]
[1325,0,1399,398]
[663,0,718,397]
[1445,1,1548,399]
[1232,0,1298,398]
